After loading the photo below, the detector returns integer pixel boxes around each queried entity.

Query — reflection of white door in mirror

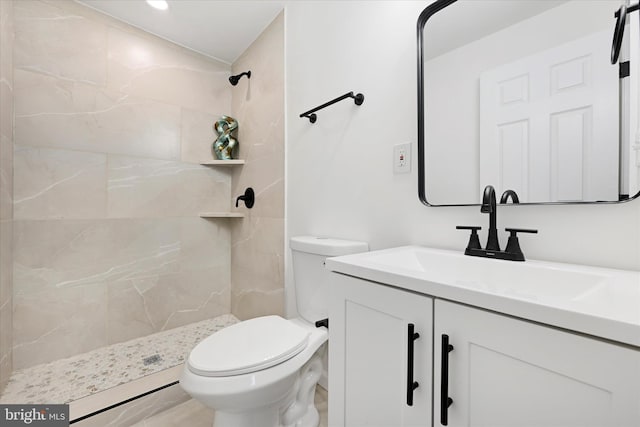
[479,29,618,203]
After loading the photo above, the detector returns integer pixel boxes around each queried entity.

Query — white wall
[285,1,640,316]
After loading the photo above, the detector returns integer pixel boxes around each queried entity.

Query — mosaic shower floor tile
[0,314,238,404]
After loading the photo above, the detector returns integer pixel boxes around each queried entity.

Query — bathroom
[0,0,639,426]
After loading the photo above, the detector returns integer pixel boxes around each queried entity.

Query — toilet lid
[187,316,310,377]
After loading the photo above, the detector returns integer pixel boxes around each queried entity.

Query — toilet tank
[290,236,368,324]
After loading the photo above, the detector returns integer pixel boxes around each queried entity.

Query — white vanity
[326,246,640,427]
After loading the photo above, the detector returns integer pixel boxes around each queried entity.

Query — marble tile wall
[11,0,234,369]
[230,12,285,320]
[0,0,14,395]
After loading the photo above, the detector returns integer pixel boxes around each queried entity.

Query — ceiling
[424,0,568,60]
[78,1,573,65]
[78,0,286,65]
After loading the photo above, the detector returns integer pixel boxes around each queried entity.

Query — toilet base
[212,352,323,427]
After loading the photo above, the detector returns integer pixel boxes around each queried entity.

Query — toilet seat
[187,316,310,377]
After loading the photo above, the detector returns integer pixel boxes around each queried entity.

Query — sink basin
[325,246,640,346]
[365,247,609,303]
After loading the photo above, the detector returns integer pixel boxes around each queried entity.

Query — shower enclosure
[0,1,285,424]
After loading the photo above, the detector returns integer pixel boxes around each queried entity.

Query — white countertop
[325,246,640,348]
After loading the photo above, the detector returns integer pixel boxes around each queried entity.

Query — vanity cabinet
[328,273,640,427]
[328,273,433,427]
[434,300,640,427]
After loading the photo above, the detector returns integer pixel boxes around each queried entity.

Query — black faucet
[456,185,537,261]
[481,185,500,251]
[500,189,520,204]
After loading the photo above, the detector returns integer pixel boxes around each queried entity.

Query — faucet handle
[504,228,538,261]
[505,228,537,235]
[456,226,482,253]
[456,225,481,231]
[235,187,255,209]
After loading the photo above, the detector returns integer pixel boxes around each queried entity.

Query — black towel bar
[299,91,364,123]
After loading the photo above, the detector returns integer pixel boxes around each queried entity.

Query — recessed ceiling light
[146,0,168,11]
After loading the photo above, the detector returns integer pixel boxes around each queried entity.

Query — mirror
[418,0,640,206]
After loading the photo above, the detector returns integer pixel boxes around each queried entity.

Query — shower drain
[143,354,163,365]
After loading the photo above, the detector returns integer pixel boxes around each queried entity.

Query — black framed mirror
[418,0,640,206]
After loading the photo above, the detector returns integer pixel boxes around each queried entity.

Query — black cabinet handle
[440,334,454,425]
[406,323,420,406]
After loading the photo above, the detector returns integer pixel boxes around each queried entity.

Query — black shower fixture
[229,71,251,86]
[235,187,255,209]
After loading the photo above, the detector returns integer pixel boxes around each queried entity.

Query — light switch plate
[393,143,411,174]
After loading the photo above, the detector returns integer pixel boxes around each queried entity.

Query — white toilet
[180,236,368,427]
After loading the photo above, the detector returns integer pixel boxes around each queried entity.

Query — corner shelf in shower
[199,160,246,217]
[200,160,245,166]
[199,212,245,218]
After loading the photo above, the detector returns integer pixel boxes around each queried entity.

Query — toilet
[180,236,368,427]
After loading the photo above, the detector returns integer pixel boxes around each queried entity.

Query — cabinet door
[434,299,640,427]
[328,273,433,427]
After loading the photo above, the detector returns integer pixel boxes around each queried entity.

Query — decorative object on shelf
[229,70,251,86]
[299,91,365,123]
[235,187,255,209]
[212,116,239,160]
